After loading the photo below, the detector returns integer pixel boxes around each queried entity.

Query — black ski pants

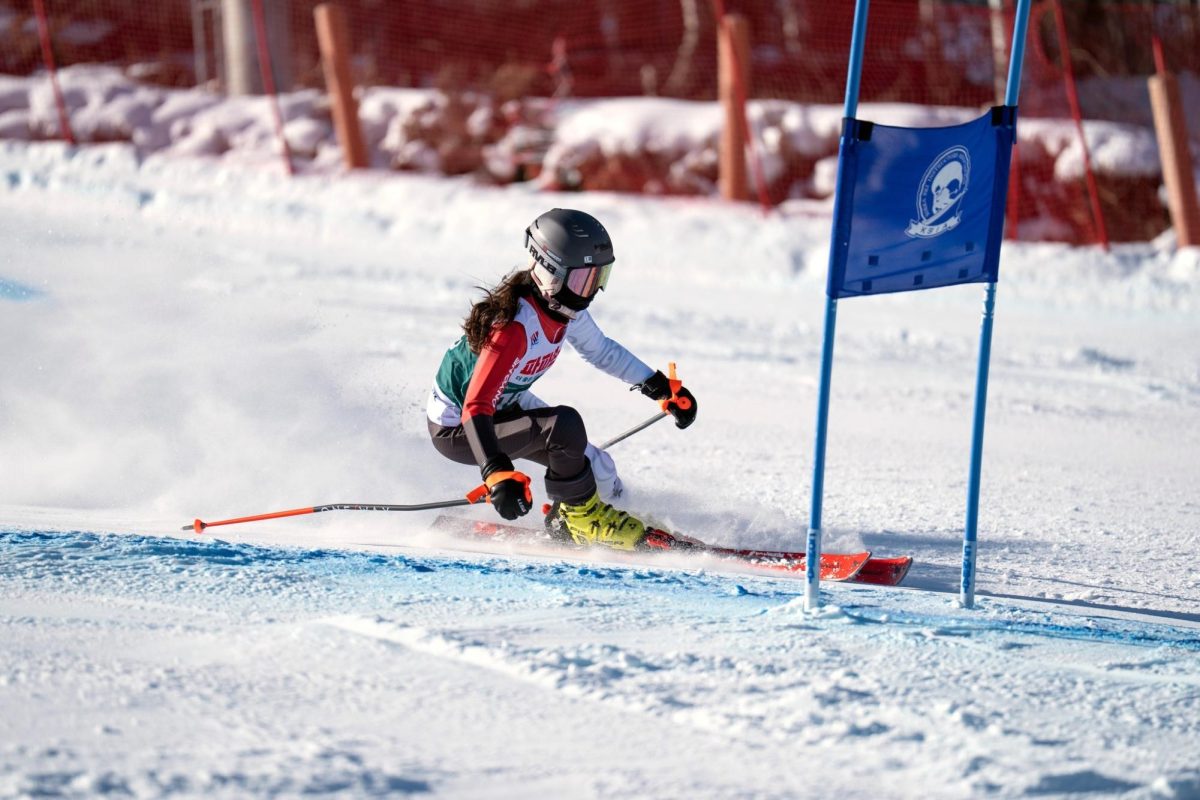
[428,405,596,504]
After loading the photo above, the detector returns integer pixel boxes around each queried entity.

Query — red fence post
[248,0,294,176]
[31,0,75,145]
[1050,0,1109,250]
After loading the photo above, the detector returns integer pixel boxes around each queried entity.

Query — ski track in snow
[3,530,1200,799]
[2,141,1200,797]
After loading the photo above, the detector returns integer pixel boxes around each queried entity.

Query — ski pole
[185,485,497,534]
[598,411,668,450]
[187,364,693,533]
[599,361,691,450]
[187,405,670,534]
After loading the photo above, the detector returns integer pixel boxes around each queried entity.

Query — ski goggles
[563,262,613,299]
[526,227,613,299]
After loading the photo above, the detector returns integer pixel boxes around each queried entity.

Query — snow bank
[1,65,1187,242]
[1018,117,1163,181]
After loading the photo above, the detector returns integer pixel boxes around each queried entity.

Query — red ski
[638,527,911,587]
[637,526,869,581]
[431,516,885,583]
[854,556,913,586]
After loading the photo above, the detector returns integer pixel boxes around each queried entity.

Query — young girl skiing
[426,208,698,550]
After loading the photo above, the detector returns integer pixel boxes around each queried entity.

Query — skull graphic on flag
[906,146,971,238]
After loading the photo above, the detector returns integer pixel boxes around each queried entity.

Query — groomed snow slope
[1,140,1199,799]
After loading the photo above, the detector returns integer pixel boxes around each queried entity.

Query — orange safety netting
[4,0,1198,244]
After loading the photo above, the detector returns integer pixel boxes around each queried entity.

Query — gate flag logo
[829,109,1012,297]
[906,145,971,238]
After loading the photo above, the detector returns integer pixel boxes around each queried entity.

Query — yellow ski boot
[551,491,647,551]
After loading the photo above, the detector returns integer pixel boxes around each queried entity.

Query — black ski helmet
[525,208,615,318]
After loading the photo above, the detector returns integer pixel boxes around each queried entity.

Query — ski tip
[852,556,914,586]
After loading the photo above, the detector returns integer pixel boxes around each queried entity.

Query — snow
[2,138,1200,798]
[1020,118,1165,181]
[0,76,28,115]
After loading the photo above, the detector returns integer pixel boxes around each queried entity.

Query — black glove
[481,454,532,520]
[637,369,698,430]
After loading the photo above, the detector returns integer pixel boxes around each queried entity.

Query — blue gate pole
[960,283,996,608]
[805,295,838,611]
[806,0,870,612]
[1005,0,1033,110]
[960,0,1032,609]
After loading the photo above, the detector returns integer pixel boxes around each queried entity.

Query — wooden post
[718,13,750,201]
[1149,72,1200,248]
[315,3,368,170]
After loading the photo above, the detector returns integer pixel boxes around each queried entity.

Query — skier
[426,208,698,551]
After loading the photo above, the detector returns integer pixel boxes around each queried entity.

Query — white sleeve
[586,443,624,500]
[516,391,549,411]
[565,310,655,385]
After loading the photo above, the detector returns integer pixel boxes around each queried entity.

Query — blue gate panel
[827,107,1016,299]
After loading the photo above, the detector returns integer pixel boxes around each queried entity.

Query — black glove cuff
[636,370,672,401]
[481,453,515,480]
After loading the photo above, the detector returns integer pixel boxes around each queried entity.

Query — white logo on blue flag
[906,146,971,239]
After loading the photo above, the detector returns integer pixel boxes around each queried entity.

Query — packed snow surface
[2,140,1199,798]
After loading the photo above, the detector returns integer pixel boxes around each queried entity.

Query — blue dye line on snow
[0,277,44,302]
[840,604,1200,652]
[0,529,757,595]
[0,529,455,574]
[5,529,1199,652]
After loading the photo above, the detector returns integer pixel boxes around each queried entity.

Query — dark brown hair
[463,269,536,353]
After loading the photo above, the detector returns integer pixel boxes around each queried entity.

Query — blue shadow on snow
[0,277,44,302]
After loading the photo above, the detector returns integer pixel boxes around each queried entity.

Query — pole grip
[659,361,692,412]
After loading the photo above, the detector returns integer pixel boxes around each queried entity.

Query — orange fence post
[314,3,368,170]
[717,13,750,202]
[716,11,770,210]
[1148,73,1200,248]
